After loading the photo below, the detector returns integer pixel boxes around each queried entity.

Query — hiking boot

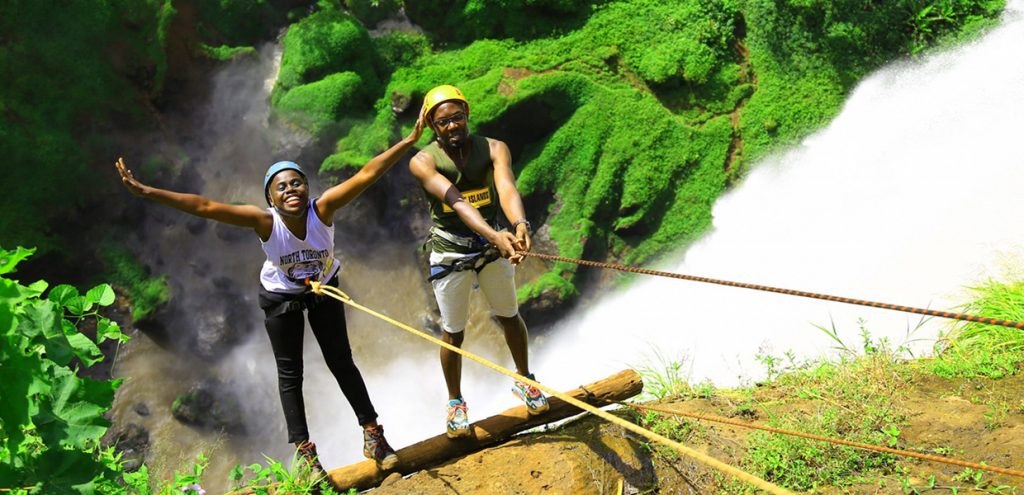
[363,424,399,470]
[512,373,549,415]
[295,440,326,481]
[446,397,471,439]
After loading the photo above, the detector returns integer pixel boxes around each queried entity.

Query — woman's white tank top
[259,199,340,293]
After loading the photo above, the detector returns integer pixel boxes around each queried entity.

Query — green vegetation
[0,245,338,494]
[0,246,129,493]
[98,244,169,321]
[932,277,1024,378]
[631,274,1024,493]
[271,0,1004,305]
[228,454,352,495]
[0,0,172,253]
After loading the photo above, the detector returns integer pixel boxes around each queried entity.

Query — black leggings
[260,281,378,443]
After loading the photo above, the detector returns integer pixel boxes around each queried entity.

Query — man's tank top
[259,198,340,293]
[421,134,499,253]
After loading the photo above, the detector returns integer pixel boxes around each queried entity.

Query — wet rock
[104,423,149,472]
[519,283,573,330]
[171,379,245,433]
[134,402,150,417]
[185,216,207,235]
[391,91,412,115]
[187,285,255,359]
[214,221,250,243]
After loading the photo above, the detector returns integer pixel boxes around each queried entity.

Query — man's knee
[494,313,522,326]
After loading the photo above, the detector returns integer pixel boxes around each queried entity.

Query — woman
[115,114,423,476]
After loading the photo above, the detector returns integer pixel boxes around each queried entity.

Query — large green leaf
[84,284,115,307]
[34,367,116,450]
[64,296,92,317]
[0,340,49,456]
[66,332,103,367]
[48,285,79,306]
[21,300,74,366]
[36,448,107,495]
[0,246,35,275]
[17,298,58,341]
[0,301,14,338]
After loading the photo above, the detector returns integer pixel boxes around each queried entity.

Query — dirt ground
[362,371,1024,494]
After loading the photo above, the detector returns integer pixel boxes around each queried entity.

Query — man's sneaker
[295,440,326,480]
[363,424,399,470]
[446,397,471,439]
[512,373,550,415]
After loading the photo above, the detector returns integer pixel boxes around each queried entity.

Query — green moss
[98,244,170,321]
[275,71,368,137]
[0,0,171,252]
[517,272,579,304]
[192,0,288,46]
[275,7,379,94]
[372,31,433,73]
[404,0,598,43]
[197,43,258,61]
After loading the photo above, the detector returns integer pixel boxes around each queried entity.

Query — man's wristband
[512,219,531,233]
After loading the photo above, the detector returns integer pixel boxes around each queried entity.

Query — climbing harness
[519,251,1024,330]
[428,246,501,281]
[308,281,796,495]
[425,226,501,281]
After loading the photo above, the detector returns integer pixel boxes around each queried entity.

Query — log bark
[326,369,643,492]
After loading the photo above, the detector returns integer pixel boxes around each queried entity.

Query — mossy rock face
[170,380,245,433]
[193,0,287,47]
[404,0,597,43]
[268,0,1004,307]
[275,71,368,136]
[275,7,380,94]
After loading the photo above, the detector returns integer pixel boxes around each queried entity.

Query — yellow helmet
[422,84,469,124]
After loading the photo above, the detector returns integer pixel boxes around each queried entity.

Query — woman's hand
[115,157,146,196]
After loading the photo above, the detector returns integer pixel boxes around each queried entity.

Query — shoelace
[448,402,467,420]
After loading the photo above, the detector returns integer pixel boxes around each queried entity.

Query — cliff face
[270,0,1006,305]
[0,0,1004,295]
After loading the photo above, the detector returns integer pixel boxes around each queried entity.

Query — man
[409,84,549,438]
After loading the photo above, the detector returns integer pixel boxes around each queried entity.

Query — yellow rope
[310,282,797,495]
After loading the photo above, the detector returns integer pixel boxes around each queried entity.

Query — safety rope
[521,252,1024,330]
[605,399,1024,479]
[309,282,797,495]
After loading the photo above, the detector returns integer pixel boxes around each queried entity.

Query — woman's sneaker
[446,397,471,438]
[295,440,326,481]
[363,424,399,470]
[512,373,550,415]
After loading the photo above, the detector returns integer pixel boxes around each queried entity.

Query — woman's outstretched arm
[116,157,272,237]
[314,113,425,220]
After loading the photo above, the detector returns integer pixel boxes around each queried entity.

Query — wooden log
[326,369,643,492]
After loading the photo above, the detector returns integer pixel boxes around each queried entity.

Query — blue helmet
[263,161,306,205]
